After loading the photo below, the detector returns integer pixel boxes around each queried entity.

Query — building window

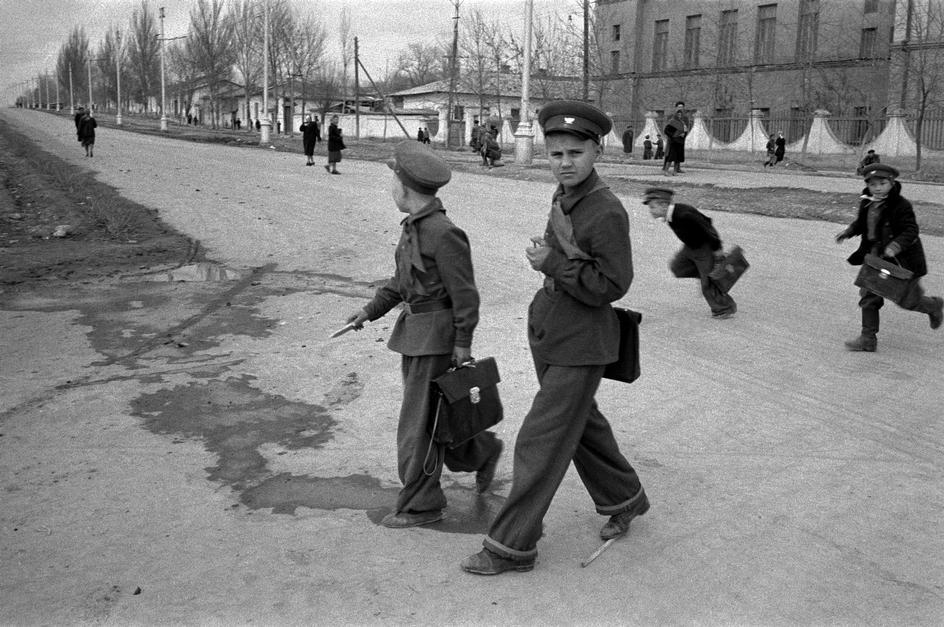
[718,10,738,66]
[611,50,621,74]
[754,4,777,64]
[859,27,877,58]
[796,0,819,61]
[684,15,701,68]
[613,24,621,41]
[453,105,464,121]
[652,19,669,71]
[864,0,878,13]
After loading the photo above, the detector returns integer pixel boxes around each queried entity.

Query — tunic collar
[554,170,602,215]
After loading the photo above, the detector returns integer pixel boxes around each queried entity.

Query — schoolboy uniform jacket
[667,203,722,252]
[531,170,632,366]
[845,181,927,277]
[363,198,479,356]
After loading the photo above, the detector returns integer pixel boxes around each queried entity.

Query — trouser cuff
[596,486,647,516]
[483,537,537,560]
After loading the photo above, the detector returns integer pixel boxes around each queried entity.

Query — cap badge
[564,117,575,125]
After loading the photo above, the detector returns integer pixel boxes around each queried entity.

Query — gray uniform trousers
[670,245,737,315]
[483,358,642,560]
[395,353,499,514]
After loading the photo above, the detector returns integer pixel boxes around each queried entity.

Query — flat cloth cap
[642,187,674,204]
[538,100,612,142]
[862,163,899,180]
[387,141,451,194]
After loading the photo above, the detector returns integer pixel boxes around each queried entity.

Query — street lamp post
[159,7,168,131]
[115,30,123,125]
[514,0,535,165]
[56,71,61,111]
[260,0,271,143]
[45,72,50,110]
[68,65,74,114]
[87,56,93,109]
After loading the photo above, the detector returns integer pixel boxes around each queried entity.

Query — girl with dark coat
[300,115,318,165]
[836,163,943,351]
[325,115,345,174]
[774,132,786,163]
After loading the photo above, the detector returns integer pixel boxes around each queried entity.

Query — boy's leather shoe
[475,440,503,494]
[600,489,650,540]
[844,335,877,352]
[381,510,443,528]
[929,297,943,330]
[460,549,534,575]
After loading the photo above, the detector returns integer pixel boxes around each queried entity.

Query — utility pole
[260,0,271,143]
[56,70,60,111]
[582,0,589,101]
[159,6,168,131]
[115,29,123,125]
[446,1,461,148]
[87,56,93,109]
[514,0,534,165]
[899,0,914,109]
[44,72,50,110]
[354,36,360,139]
[69,64,74,114]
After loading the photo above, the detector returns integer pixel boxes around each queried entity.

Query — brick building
[595,0,902,144]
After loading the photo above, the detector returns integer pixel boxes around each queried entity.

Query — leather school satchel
[712,245,750,293]
[603,308,642,384]
[854,253,914,304]
[430,357,503,448]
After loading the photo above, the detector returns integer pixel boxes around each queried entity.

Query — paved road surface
[2,108,942,624]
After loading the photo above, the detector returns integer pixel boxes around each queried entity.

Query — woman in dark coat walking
[78,110,97,157]
[325,115,345,174]
[300,115,318,165]
[774,131,786,164]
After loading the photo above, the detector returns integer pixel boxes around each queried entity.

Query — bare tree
[338,7,353,110]
[230,0,263,125]
[128,0,160,112]
[183,0,236,128]
[95,29,121,111]
[56,27,90,108]
[289,13,328,118]
[392,42,448,88]
[900,0,944,170]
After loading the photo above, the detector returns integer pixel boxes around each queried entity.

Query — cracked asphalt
[1,107,943,624]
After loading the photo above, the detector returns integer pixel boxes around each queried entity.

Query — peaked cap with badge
[642,187,675,205]
[861,163,899,181]
[387,140,451,194]
[538,100,613,143]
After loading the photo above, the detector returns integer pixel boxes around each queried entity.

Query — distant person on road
[775,131,786,164]
[73,106,85,141]
[835,163,943,351]
[621,125,633,155]
[344,141,503,530]
[856,149,880,176]
[77,110,97,157]
[313,117,321,145]
[763,133,777,168]
[642,134,653,160]
[662,101,689,175]
[255,118,261,132]
[470,119,482,152]
[300,115,318,166]
[654,133,664,160]
[480,126,502,169]
[643,187,737,319]
[325,115,345,175]
[461,100,648,576]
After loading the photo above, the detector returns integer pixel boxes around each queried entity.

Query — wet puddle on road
[130,376,501,534]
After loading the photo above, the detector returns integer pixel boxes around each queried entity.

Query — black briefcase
[713,245,750,293]
[430,357,503,448]
[854,253,914,304]
[603,308,642,384]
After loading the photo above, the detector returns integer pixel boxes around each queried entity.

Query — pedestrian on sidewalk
[836,163,943,352]
[461,100,648,576]
[662,101,688,175]
[300,115,318,166]
[654,133,664,161]
[763,133,777,168]
[774,131,786,164]
[344,141,503,529]
[643,187,737,319]
[642,134,653,160]
[856,149,880,176]
[325,115,345,174]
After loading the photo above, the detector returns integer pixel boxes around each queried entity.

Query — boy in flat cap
[836,163,943,351]
[461,100,648,575]
[643,187,738,318]
[345,141,503,528]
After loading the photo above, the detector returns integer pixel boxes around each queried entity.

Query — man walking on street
[461,101,648,576]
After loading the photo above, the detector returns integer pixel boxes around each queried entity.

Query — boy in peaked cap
[836,163,943,351]
[462,100,648,575]
[345,141,503,527]
[644,187,738,318]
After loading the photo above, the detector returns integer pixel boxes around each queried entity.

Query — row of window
[608,0,884,75]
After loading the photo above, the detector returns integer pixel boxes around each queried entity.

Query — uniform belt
[405,299,452,314]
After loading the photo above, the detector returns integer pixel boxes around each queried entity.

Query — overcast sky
[1,0,573,105]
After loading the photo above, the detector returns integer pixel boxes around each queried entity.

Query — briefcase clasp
[469,386,481,404]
